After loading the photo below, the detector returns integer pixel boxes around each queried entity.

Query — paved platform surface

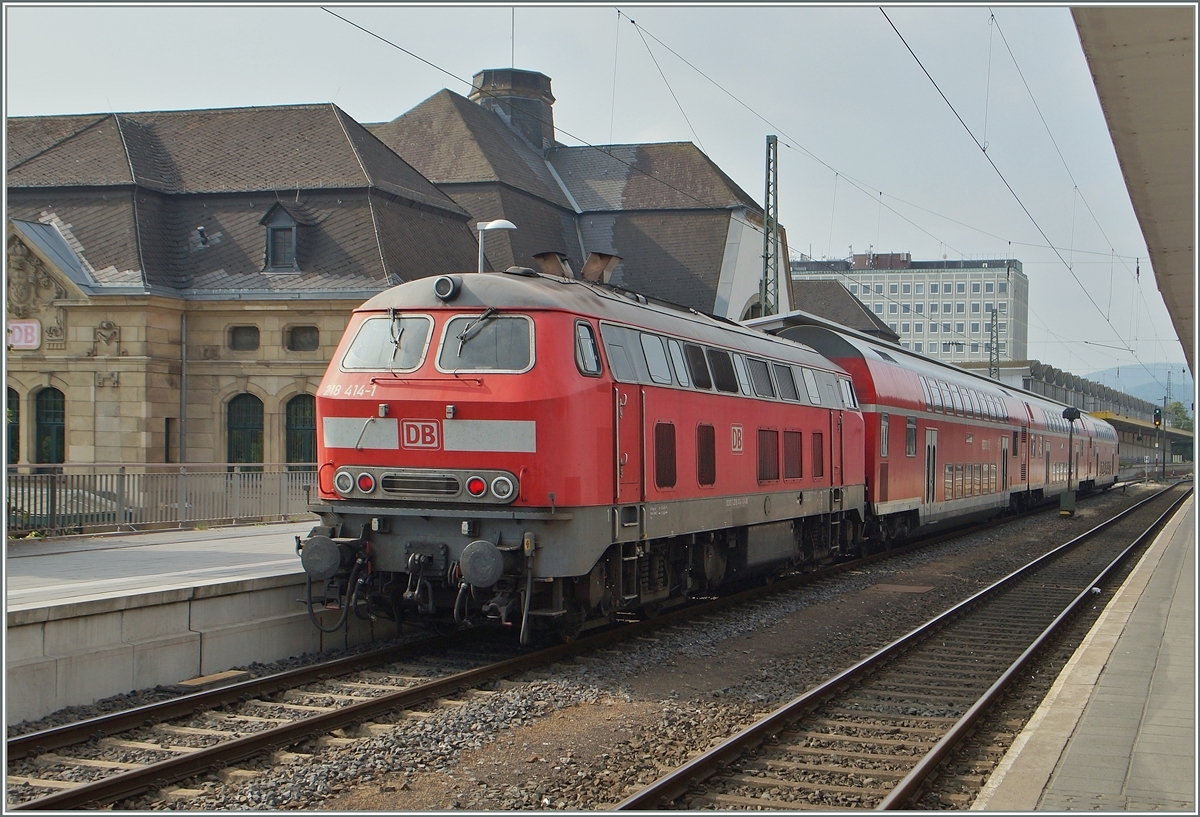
[6,521,313,612]
[974,494,1195,811]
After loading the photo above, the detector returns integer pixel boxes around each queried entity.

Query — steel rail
[8,482,1127,809]
[878,483,1193,809]
[614,481,1188,810]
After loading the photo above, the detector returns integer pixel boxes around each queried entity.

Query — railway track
[3,486,1137,810]
[615,481,1191,811]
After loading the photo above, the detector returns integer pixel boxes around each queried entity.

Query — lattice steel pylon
[760,135,780,317]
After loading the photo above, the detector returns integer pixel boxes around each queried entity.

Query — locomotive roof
[358,270,849,375]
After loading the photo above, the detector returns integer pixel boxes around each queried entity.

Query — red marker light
[465,476,488,497]
[357,473,376,493]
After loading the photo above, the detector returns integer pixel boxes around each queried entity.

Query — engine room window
[684,344,713,390]
[706,349,740,394]
[640,334,674,385]
[667,340,691,388]
[342,315,431,371]
[774,364,800,402]
[732,354,753,395]
[655,422,677,489]
[801,368,822,404]
[229,325,260,351]
[438,314,532,372]
[747,358,775,398]
[575,322,602,375]
[286,325,319,352]
[697,424,716,486]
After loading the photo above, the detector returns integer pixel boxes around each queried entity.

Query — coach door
[614,384,643,505]
[924,428,938,507]
[1001,436,1010,491]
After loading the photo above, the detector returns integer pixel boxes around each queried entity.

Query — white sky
[3,3,1189,384]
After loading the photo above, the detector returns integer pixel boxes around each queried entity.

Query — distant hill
[1081,362,1194,412]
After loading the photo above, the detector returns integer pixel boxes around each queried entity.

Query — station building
[790,252,1029,364]
[5,69,780,470]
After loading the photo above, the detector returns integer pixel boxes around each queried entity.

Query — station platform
[5,520,379,726]
[973,494,1195,811]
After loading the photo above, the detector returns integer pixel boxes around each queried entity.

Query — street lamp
[476,219,517,274]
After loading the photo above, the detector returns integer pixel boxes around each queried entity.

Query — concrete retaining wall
[6,574,378,725]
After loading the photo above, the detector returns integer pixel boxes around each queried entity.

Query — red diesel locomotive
[298,269,867,641]
[298,268,1118,641]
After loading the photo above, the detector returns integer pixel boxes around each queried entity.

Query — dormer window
[269,226,295,268]
[260,202,314,272]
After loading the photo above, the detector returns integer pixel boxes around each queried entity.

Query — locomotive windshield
[437,314,533,372]
[341,314,432,371]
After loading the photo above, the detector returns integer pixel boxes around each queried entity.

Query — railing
[6,463,318,537]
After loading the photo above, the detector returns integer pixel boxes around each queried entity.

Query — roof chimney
[470,68,556,152]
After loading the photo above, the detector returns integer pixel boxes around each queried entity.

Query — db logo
[730,424,744,455]
[402,420,440,449]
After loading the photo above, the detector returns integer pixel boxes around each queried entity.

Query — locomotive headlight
[433,275,462,302]
[357,472,377,494]
[334,470,355,495]
[490,475,516,501]
[465,475,488,497]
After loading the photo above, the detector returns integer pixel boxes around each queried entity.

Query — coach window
[919,376,932,411]
[706,349,740,394]
[731,354,753,395]
[575,322,602,375]
[929,379,944,412]
[697,424,716,486]
[906,417,917,457]
[667,340,691,388]
[654,422,677,488]
[640,334,673,385]
[757,428,780,482]
[801,368,822,404]
[783,430,803,479]
[747,358,775,398]
[879,413,890,458]
[683,344,713,390]
[939,381,953,413]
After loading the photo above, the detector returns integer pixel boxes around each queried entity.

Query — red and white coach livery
[775,324,1118,548]
[299,269,868,640]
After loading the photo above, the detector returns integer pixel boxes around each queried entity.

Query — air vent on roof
[504,266,538,276]
[874,349,898,363]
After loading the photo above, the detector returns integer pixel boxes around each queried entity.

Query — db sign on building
[7,320,41,350]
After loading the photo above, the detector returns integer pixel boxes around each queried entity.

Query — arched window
[35,388,65,464]
[227,394,264,465]
[285,394,316,469]
[7,387,19,464]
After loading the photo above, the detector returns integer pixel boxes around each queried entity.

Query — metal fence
[6,464,318,537]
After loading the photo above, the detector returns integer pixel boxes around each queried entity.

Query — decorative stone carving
[89,320,123,357]
[6,236,68,348]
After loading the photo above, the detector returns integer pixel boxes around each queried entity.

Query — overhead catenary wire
[880,7,1166,392]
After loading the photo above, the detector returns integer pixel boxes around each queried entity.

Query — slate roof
[369,90,572,209]
[791,280,900,342]
[548,143,760,214]
[7,105,481,297]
